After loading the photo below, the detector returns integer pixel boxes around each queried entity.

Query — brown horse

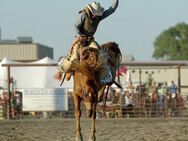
[56,42,121,141]
[71,42,122,141]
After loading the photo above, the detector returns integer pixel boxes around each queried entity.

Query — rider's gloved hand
[54,72,62,81]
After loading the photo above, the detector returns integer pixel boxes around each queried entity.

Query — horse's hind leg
[74,95,83,141]
[88,103,97,141]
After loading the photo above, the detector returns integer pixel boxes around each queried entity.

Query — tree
[153,22,188,60]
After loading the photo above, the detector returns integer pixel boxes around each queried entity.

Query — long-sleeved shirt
[74,0,119,36]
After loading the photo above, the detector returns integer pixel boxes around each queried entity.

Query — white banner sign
[22,88,68,111]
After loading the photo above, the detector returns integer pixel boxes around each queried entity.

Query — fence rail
[1,63,188,119]
[0,91,187,119]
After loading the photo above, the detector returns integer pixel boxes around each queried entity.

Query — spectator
[136,82,146,95]
[120,89,125,105]
[151,81,158,94]
[157,83,167,116]
[114,89,120,104]
[176,93,185,116]
[127,82,135,95]
[168,81,177,98]
[124,91,132,106]
[168,81,178,116]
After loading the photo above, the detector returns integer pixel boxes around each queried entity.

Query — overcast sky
[0,0,188,61]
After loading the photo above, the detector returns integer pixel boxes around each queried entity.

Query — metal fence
[0,89,188,120]
[1,63,188,119]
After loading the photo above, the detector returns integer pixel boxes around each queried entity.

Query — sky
[0,0,188,61]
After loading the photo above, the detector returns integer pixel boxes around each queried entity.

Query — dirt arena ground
[0,117,188,141]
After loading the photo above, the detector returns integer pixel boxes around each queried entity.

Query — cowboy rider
[55,0,119,83]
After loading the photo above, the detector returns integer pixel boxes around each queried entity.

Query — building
[0,36,53,62]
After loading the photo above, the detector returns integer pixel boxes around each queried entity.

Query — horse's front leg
[88,103,97,141]
[74,95,83,141]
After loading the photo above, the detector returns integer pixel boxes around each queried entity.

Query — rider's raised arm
[99,0,119,21]
[74,12,85,36]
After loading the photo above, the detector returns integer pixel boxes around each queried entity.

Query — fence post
[177,64,181,94]
[7,66,12,119]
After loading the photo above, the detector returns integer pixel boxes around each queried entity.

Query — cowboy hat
[87,1,104,16]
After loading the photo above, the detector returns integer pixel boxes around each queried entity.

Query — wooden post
[138,68,142,117]
[7,66,12,119]
[177,64,181,94]
[139,68,142,86]
[119,89,123,118]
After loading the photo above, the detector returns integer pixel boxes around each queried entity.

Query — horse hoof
[88,136,96,141]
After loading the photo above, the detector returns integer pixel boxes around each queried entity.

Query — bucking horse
[56,42,122,141]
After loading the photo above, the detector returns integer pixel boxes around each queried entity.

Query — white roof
[0,57,73,89]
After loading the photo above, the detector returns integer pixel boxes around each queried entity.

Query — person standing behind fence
[176,93,185,116]
[157,83,167,116]
[168,81,177,98]
[127,82,135,95]
[168,81,178,116]
[126,82,134,106]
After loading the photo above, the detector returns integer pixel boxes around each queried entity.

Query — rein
[60,73,66,86]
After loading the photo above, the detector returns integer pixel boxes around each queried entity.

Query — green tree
[153,22,188,60]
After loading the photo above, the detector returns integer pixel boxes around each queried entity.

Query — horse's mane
[101,42,122,67]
